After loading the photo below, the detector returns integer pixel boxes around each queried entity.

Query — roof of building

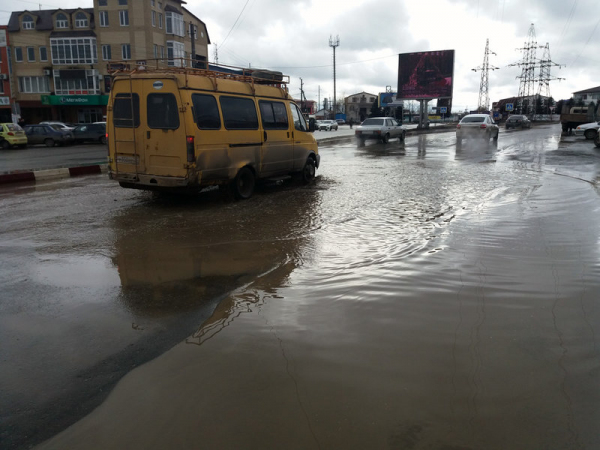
[346,91,377,99]
[183,7,211,44]
[8,9,94,32]
[573,86,600,95]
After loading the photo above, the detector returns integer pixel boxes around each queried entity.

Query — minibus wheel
[233,167,255,199]
[302,158,316,184]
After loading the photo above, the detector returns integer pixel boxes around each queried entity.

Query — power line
[219,0,250,49]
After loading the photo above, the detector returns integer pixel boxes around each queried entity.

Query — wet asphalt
[1,123,600,449]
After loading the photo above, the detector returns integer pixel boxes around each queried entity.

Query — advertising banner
[397,50,455,100]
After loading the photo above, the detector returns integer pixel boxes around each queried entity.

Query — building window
[99,0,107,5]
[18,76,50,93]
[119,10,129,26]
[151,0,155,6]
[39,47,48,61]
[119,0,128,5]
[55,13,68,29]
[15,47,23,62]
[153,44,158,58]
[99,11,109,27]
[122,44,131,60]
[158,2,162,9]
[158,13,163,28]
[53,69,100,95]
[160,46,164,58]
[27,47,35,62]
[167,40,184,66]
[78,108,103,124]
[165,11,184,36]
[51,38,98,65]
[75,12,88,28]
[102,44,112,61]
[22,15,35,30]
[152,11,156,27]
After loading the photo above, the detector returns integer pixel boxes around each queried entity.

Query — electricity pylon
[509,23,539,115]
[472,39,498,111]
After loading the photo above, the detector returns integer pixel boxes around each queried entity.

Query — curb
[0,164,108,186]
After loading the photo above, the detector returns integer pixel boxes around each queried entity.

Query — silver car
[456,114,499,145]
[355,117,406,145]
[574,121,600,140]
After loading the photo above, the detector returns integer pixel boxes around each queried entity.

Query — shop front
[0,96,11,123]
[41,94,109,124]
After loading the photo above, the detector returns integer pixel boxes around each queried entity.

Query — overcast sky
[3,0,598,111]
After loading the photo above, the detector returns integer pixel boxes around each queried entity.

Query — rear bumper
[110,171,193,188]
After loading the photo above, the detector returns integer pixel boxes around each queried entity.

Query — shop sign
[41,95,109,106]
[0,97,10,106]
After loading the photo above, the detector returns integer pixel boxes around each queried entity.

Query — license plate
[116,154,139,164]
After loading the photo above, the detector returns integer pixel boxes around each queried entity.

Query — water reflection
[111,185,321,317]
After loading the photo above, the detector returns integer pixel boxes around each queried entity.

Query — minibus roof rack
[107,59,290,88]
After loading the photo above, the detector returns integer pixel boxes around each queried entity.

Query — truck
[560,104,590,134]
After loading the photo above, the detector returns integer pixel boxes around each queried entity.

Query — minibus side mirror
[308,118,316,132]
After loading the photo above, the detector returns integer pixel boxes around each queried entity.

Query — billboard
[397,50,455,100]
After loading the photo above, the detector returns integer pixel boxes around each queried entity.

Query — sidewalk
[0,123,456,185]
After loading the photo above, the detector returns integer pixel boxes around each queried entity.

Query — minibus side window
[113,93,140,128]
[220,96,258,130]
[259,100,289,130]
[192,93,221,129]
[147,93,180,129]
[290,103,308,132]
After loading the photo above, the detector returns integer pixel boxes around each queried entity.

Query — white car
[318,120,338,131]
[456,114,499,145]
[355,117,406,145]
[574,121,600,140]
[40,121,75,131]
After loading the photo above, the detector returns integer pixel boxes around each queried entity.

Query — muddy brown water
[7,126,600,449]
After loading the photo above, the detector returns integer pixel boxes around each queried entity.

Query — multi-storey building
[344,92,377,123]
[7,0,210,124]
[0,26,13,123]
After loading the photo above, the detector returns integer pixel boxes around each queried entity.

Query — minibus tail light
[186,136,195,163]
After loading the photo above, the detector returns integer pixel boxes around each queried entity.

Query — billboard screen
[397,50,455,100]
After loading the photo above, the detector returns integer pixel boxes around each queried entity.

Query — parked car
[318,120,339,131]
[335,119,345,125]
[595,132,600,148]
[505,115,531,129]
[73,123,107,144]
[40,121,75,131]
[0,123,28,149]
[355,117,406,145]
[456,114,499,145]
[574,121,600,140]
[24,124,74,147]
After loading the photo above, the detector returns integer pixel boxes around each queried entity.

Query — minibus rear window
[259,101,289,130]
[113,93,140,128]
[147,93,180,129]
[192,94,221,129]
[220,96,258,130]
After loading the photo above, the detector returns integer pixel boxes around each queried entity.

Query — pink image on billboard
[397,50,455,100]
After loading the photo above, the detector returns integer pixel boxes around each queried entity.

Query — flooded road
[2,124,600,449]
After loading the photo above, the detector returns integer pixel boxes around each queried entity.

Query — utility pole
[300,78,306,113]
[329,35,339,118]
[472,38,498,112]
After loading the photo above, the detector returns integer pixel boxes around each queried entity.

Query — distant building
[6,1,209,124]
[294,99,316,115]
[572,86,600,105]
[0,26,13,122]
[344,92,377,123]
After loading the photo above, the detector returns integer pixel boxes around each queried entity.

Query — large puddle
[19,126,600,449]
